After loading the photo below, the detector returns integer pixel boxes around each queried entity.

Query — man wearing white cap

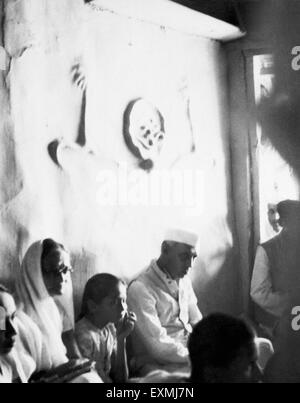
[127,229,202,376]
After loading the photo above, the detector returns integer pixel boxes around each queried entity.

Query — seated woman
[0,284,43,383]
[75,273,136,382]
[15,239,101,382]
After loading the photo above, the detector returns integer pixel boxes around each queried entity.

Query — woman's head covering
[15,241,68,369]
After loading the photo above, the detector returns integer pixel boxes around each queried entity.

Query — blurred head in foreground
[188,313,262,383]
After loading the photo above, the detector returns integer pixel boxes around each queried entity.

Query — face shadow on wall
[123,98,166,172]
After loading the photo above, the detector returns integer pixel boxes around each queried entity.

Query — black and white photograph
[0,0,300,388]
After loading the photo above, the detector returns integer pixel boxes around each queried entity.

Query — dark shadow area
[71,249,98,319]
[76,90,87,147]
[171,0,244,30]
[48,139,61,166]
[194,247,240,316]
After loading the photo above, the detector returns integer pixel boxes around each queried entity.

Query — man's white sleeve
[128,281,189,364]
[250,245,287,317]
[186,279,202,326]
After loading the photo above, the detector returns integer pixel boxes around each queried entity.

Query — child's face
[92,283,127,327]
[104,283,128,324]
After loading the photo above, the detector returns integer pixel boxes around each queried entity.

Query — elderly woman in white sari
[15,239,102,382]
[0,284,44,383]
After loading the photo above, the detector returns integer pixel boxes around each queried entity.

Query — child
[75,274,136,383]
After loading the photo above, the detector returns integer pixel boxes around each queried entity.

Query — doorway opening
[252,53,299,245]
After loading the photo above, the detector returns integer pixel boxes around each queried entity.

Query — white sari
[0,357,13,383]
[15,241,68,370]
[0,311,44,383]
[15,241,102,383]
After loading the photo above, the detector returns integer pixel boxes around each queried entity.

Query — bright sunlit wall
[0,0,241,316]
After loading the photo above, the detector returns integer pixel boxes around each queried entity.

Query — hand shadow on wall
[48,64,90,168]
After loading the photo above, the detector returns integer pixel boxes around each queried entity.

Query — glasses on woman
[43,265,74,277]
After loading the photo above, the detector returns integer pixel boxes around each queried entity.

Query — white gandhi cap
[164,228,198,248]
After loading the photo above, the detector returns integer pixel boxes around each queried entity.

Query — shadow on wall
[207,43,241,316]
[258,1,300,181]
[193,240,239,316]
[0,0,241,320]
[191,46,241,316]
[71,250,98,319]
[0,221,30,291]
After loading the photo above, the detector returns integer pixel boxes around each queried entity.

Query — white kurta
[127,260,202,375]
[75,317,116,383]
